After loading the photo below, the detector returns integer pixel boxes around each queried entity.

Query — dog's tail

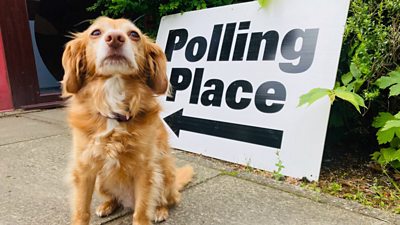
[175,165,194,191]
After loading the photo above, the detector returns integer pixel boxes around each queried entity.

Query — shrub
[87,0,251,36]
[301,0,400,173]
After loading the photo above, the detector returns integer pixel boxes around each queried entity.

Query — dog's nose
[105,32,125,49]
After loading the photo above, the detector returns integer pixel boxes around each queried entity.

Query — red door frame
[0,30,13,111]
[0,0,62,110]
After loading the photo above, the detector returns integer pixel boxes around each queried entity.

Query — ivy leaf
[298,88,331,107]
[372,112,395,128]
[341,72,353,85]
[258,0,271,8]
[334,89,366,113]
[375,70,400,97]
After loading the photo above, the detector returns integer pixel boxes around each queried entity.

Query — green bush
[339,0,400,172]
[301,0,400,173]
[87,0,251,36]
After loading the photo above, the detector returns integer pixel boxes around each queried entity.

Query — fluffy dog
[61,17,193,225]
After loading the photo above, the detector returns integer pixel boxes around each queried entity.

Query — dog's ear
[144,37,168,95]
[61,34,86,96]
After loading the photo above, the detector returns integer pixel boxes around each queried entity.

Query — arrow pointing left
[163,109,283,149]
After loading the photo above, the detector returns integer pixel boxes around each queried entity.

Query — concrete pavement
[0,109,399,225]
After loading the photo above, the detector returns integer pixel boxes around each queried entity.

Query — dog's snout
[105,32,125,48]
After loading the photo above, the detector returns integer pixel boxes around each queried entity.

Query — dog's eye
[91,29,101,36]
[129,31,140,41]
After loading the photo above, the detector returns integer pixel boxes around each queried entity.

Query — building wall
[0,30,13,111]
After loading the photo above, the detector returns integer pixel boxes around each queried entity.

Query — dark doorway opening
[26,0,99,93]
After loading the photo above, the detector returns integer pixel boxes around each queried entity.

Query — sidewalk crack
[0,134,66,147]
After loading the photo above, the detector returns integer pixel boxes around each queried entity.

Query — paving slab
[0,132,220,225]
[173,150,400,224]
[0,116,67,146]
[0,135,71,225]
[175,155,220,188]
[0,134,114,225]
[21,108,68,128]
[108,175,388,225]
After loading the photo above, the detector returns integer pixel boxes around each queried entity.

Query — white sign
[156,0,350,180]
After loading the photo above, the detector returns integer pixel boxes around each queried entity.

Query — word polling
[164,21,319,113]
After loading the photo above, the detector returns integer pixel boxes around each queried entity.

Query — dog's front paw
[154,206,169,223]
[96,199,119,217]
[71,213,90,225]
[133,214,152,225]
[132,220,152,225]
[72,221,89,225]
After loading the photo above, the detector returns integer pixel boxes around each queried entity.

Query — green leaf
[334,89,366,113]
[375,70,400,97]
[381,148,398,162]
[382,119,400,131]
[341,72,353,85]
[376,76,395,89]
[353,79,365,92]
[371,151,381,161]
[390,161,400,169]
[376,123,400,144]
[377,128,396,144]
[389,83,400,97]
[350,63,362,79]
[258,0,271,8]
[334,81,341,89]
[345,82,355,92]
[298,88,331,107]
[372,112,395,128]
[394,150,400,162]
[390,137,400,148]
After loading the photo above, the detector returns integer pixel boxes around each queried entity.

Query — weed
[272,151,285,181]
[302,182,321,193]
[244,158,254,173]
[344,190,373,206]
[326,182,342,195]
[221,170,239,177]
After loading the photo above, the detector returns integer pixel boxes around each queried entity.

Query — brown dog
[61,17,193,225]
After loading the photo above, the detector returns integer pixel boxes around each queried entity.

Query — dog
[61,17,194,225]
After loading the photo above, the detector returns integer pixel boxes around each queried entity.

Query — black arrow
[163,109,283,149]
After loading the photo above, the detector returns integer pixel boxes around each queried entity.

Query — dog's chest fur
[80,75,157,176]
[95,75,130,147]
[103,75,126,116]
[89,76,133,171]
